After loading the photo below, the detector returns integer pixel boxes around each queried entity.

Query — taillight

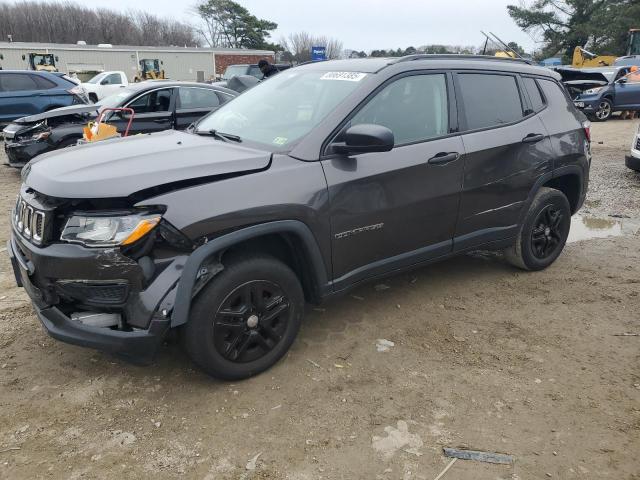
[67,85,86,97]
[582,120,591,143]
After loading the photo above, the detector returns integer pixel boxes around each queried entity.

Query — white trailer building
[0,42,274,81]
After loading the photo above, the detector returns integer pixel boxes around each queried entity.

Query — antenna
[490,31,524,59]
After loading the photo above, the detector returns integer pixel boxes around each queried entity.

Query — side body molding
[170,220,330,327]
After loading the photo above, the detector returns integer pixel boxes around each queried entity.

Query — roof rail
[394,54,534,65]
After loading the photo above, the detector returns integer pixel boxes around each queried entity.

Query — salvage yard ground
[0,120,639,479]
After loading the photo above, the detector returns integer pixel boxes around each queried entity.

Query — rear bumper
[626,153,640,171]
[7,232,184,363]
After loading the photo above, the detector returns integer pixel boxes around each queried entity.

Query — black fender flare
[518,165,585,224]
[170,220,329,327]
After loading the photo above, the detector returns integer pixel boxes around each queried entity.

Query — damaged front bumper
[4,139,51,168]
[7,231,187,363]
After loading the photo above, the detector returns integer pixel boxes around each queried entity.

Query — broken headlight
[61,213,161,247]
[584,87,603,95]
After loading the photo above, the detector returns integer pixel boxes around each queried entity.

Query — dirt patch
[1,121,639,479]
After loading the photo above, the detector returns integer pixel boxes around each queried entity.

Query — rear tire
[504,187,571,271]
[183,255,304,380]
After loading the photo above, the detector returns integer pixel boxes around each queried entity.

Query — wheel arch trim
[519,165,585,223]
[170,220,329,327]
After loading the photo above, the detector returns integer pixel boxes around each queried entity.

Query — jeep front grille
[635,137,640,151]
[13,197,47,245]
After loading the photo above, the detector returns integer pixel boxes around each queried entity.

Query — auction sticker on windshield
[320,72,367,82]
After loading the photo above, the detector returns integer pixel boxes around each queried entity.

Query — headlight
[31,130,51,141]
[61,213,161,247]
[584,87,603,95]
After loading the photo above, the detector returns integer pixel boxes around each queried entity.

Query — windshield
[141,59,157,71]
[32,54,54,66]
[197,70,368,148]
[222,65,250,80]
[86,72,107,84]
[96,88,136,109]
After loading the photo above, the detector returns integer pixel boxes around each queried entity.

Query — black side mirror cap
[332,124,394,155]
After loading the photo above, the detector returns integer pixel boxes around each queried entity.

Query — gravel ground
[0,119,639,480]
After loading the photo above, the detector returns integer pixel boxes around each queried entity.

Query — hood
[24,129,271,199]
[16,104,99,124]
[555,67,613,85]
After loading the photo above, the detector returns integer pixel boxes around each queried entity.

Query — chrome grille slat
[13,195,48,245]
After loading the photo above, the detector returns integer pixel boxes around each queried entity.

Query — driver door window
[102,73,122,85]
[127,89,172,114]
[350,74,449,144]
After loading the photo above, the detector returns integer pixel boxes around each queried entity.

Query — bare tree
[280,31,343,63]
[0,0,198,46]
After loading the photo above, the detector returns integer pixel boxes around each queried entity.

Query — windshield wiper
[197,129,242,142]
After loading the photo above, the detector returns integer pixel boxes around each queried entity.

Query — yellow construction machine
[133,59,166,82]
[23,52,58,72]
[572,29,640,68]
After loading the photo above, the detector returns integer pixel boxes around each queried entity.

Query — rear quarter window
[457,73,524,130]
[33,75,58,90]
[538,78,574,108]
[522,77,546,113]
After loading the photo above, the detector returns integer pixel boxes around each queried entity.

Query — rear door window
[0,73,40,92]
[177,87,220,110]
[522,77,546,113]
[457,73,524,130]
[33,75,58,90]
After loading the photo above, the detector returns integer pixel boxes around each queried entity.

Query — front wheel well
[220,233,322,304]
[543,174,582,213]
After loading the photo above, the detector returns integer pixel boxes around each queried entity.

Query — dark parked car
[558,66,640,121]
[9,56,591,380]
[2,81,237,167]
[0,70,89,125]
[221,63,291,81]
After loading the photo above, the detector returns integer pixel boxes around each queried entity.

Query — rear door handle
[522,133,545,144]
[428,152,460,165]
[153,118,169,123]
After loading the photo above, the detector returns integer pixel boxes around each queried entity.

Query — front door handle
[153,118,168,123]
[522,133,545,144]
[428,152,460,165]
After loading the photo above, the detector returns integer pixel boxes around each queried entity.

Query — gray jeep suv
[9,56,591,380]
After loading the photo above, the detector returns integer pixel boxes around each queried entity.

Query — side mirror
[618,77,628,84]
[332,124,394,154]
[101,79,109,85]
[22,55,26,60]
[55,56,59,62]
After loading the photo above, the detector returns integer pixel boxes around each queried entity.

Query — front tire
[591,98,613,122]
[504,187,571,271]
[183,255,304,380]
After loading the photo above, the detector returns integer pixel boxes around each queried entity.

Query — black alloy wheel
[183,254,304,380]
[213,280,290,363]
[530,206,566,260]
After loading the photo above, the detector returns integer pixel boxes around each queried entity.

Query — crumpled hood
[555,67,612,85]
[16,104,99,124]
[25,129,271,199]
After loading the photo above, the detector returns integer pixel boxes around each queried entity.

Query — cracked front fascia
[94,248,139,272]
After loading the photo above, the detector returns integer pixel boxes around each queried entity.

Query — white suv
[626,123,640,171]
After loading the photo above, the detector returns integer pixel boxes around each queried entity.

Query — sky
[100,0,540,53]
